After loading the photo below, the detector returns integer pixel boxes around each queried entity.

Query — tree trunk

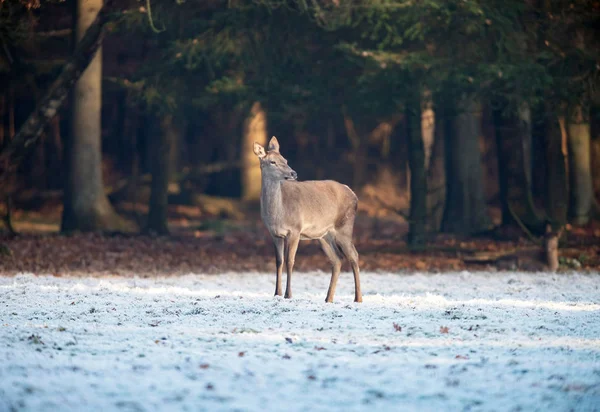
[52,116,63,162]
[567,104,596,224]
[421,90,435,170]
[146,115,174,235]
[0,0,114,186]
[441,97,490,235]
[426,108,445,231]
[61,0,124,233]
[8,87,15,141]
[31,130,47,189]
[0,93,5,147]
[169,119,184,183]
[494,101,545,233]
[592,105,600,202]
[531,106,547,203]
[406,92,427,245]
[122,95,140,176]
[241,102,266,202]
[544,109,568,228]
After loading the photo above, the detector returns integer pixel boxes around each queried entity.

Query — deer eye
[270,161,276,165]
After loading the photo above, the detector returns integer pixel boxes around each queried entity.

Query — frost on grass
[1,271,599,411]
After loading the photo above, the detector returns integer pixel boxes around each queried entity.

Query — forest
[1,2,600,408]
[0,0,599,273]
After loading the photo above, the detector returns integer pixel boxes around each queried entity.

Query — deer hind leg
[284,232,300,299]
[273,237,284,296]
[336,229,362,303]
[320,233,343,303]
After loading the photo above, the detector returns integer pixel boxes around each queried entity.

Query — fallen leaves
[1,224,598,274]
[440,326,449,334]
[1,203,600,274]
[393,322,402,332]
[415,261,428,271]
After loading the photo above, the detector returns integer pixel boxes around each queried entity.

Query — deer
[253,136,362,303]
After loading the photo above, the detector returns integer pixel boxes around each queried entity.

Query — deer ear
[253,142,266,159]
[268,136,280,152]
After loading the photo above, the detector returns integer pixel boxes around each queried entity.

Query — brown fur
[254,137,362,303]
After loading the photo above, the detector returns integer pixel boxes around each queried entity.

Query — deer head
[253,136,297,181]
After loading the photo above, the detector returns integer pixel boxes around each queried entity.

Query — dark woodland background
[0,0,599,274]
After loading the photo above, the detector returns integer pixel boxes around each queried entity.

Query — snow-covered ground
[1,271,599,412]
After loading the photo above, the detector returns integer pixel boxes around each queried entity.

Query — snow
[1,271,599,412]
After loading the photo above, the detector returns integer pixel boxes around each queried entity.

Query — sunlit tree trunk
[61,0,123,232]
[406,91,427,245]
[442,96,490,235]
[426,106,445,231]
[241,102,266,202]
[494,101,545,233]
[567,104,597,224]
[421,91,435,170]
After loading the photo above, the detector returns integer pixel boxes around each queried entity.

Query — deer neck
[260,177,284,227]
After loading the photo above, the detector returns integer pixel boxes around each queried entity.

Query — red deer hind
[253,136,362,303]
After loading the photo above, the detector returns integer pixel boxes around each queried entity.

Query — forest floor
[1,199,600,274]
[1,272,599,411]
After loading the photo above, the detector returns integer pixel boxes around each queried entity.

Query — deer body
[261,180,354,240]
[254,137,362,303]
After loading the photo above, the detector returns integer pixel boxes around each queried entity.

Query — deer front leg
[273,237,284,296]
[284,233,300,299]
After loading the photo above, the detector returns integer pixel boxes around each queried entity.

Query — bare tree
[61,0,124,232]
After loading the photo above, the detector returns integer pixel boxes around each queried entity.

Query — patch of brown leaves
[1,212,599,276]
